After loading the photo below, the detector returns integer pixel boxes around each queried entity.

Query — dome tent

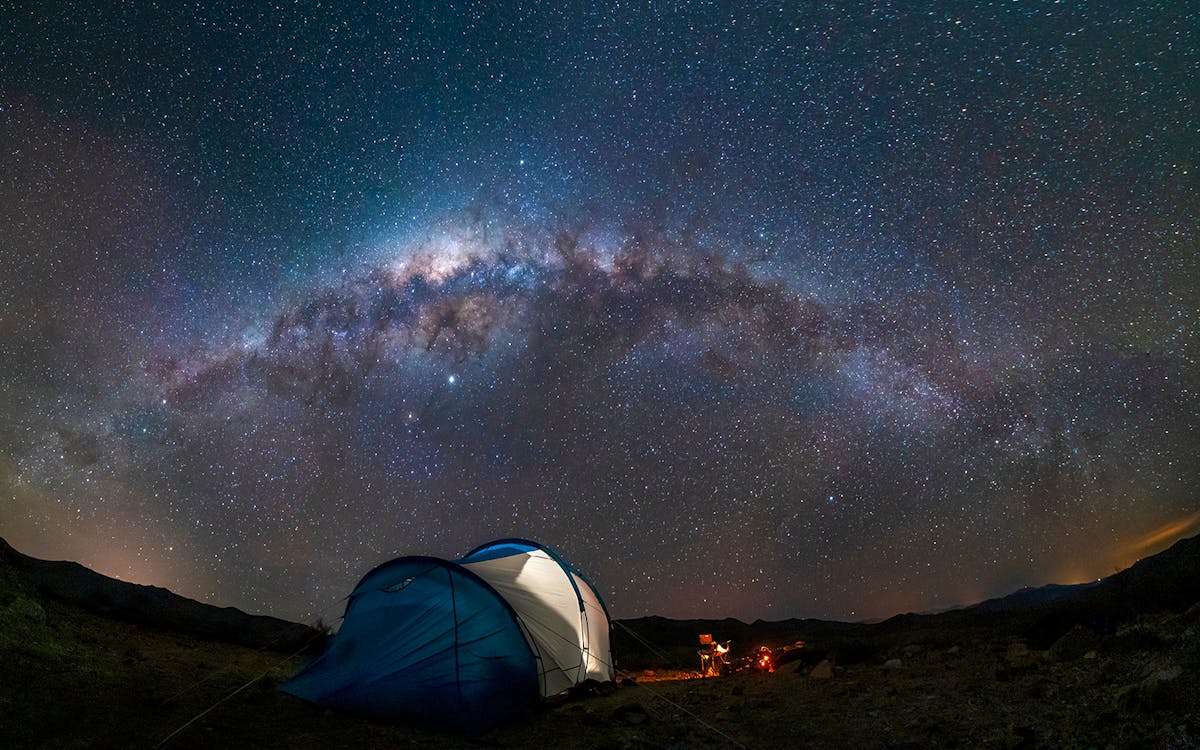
[281,539,612,731]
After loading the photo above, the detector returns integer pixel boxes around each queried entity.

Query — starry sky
[1,2,1197,623]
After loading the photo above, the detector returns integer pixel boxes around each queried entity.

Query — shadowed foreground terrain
[1,535,1199,749]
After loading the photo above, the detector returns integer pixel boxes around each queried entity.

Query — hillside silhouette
[2,533,1198,748]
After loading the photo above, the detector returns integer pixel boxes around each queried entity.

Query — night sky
[2,2,1197,624]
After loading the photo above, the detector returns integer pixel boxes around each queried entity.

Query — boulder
[1005,642,1040,669]
[1048,625,1101,662]
[1006,642,1029,660]
[808,659,835,680]
[6,595,46,624]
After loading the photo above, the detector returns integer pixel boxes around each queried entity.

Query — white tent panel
[572,571,613,682]
[461,549,586,697]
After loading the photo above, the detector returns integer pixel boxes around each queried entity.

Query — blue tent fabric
[458,539,543,564]
[281,556,539,732]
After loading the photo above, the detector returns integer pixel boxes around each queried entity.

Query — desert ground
[2,536,1199,749]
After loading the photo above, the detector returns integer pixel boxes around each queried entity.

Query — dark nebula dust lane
[1,2,1197,622]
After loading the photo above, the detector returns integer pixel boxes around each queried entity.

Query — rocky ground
[2,587,1198,747]
[2,535,1199,749]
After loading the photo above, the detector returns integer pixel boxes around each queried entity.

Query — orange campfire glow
[1111,511,1200,571]
[755,647,775,673]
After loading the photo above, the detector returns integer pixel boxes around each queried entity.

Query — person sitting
[697,634,716,677]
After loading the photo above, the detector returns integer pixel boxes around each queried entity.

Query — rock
[1182,626,1198,646]
[883,658,903,670]
[1142,665,1186,711]
[1006,725,1038,750]
[809,659,835,680]
[1154,664,1184,682]
[1083,650,1098,660]
[946,645,961,655]
[1005,642,1040,670]
[612,703,650,725]
[1048,625,1101,662]
[569,678,608,698]
[1115,660,1189,713]
[7,595,46,624]
[569,677,616,697]
[1113,620,1171,652]
[1183,600,1200,626]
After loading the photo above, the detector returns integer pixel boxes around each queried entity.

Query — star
[0,1,1194,624]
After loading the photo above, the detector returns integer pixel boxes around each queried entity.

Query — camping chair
[698,634,731,677]
[698,633,714,676]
